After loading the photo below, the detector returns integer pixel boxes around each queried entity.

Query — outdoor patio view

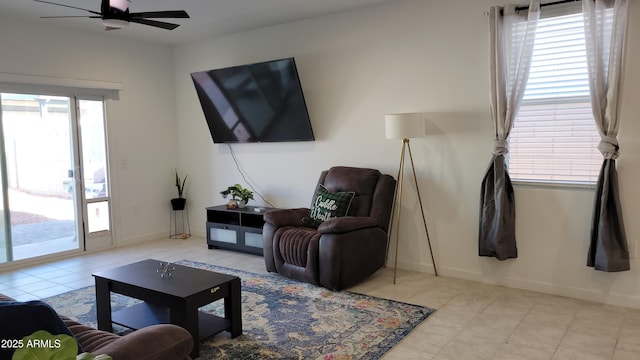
[8,189,77,260]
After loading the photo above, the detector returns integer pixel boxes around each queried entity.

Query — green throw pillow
[304,185,355,228]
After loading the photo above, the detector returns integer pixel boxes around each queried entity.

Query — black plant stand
[170,204,191,239]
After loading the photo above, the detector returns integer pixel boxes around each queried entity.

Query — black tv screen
[191,58,315,143]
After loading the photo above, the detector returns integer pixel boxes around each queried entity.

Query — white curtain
[479,2,540,260]
[584,0,630,271]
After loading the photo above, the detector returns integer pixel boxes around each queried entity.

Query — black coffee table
[92,259,242,358]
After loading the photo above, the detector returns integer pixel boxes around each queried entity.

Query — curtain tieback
[598,135,619,159]
[492,139,509,156]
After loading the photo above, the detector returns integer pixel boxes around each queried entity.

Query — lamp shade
[384,113,425,139]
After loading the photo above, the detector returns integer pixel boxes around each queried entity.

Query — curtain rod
[515,0,581,12]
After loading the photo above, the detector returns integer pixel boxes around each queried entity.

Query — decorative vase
[171,198,187,211]
[237,200,246,209]
[226,199,238,209]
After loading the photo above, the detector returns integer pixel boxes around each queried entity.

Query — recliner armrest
[317,216,379,234]
[264,208,309,227]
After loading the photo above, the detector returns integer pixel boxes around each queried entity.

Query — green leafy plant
[221,184,254,204]
[11,330,112,360]
[175,169,188,198]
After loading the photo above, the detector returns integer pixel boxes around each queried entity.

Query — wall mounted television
[190,57,315,143]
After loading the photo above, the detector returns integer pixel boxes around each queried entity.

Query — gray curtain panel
[584,0,630,272]
[479,155,516,260]
[479,2,539,260]
[588,159,629,271]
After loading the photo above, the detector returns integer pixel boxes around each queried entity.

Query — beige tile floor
[1,236,639,360]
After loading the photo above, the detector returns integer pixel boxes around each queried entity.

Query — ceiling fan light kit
[109,0,130,12]
[34,0,190,30]
[102,18,129,28]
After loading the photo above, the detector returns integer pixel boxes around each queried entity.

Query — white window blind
[508,5,605,185]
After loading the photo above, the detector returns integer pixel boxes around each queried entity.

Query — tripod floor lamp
[385,112,438,284]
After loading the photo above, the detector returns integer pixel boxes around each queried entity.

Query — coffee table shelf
[112,302,230,340]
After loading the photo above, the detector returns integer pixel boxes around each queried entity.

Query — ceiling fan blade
[33,0,102,16]
[128,18,180,30]
[40,15,101,18]
[129,10,190,19]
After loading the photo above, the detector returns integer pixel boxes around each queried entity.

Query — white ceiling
[0,0,400,45]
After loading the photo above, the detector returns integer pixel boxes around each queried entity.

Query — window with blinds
[507,6,605,185]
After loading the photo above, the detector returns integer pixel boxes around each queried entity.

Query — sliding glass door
[0,91,111,263]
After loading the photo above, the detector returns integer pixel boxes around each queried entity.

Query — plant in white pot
[221,184,254,209]
[171,170,188,210]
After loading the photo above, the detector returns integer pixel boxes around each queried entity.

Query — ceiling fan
[34,0,190,30]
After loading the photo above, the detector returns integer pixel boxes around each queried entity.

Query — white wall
[0,16,178,247]
[2,0,637,308]
[174,0,640,308]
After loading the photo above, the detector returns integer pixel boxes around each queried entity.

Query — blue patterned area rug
[44,260,434,359]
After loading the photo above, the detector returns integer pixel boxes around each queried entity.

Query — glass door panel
[0,109,9,263]
[87,201,110,233]
[0,176,7,263]
[79,99,109,201]
[0,93,81,260]
[0,198,7,263]
[78,98,111,250]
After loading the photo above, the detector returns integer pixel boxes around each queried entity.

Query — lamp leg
[406,140,438,276]
[386,157,400,266]
[392,139,407,284]
[387,141,404,253]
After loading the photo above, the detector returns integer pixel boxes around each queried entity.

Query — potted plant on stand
[221,184,254,209]
[171,170,188,210]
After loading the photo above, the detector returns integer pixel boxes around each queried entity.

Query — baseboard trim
[396,260,640,309]
[116,231,169,247]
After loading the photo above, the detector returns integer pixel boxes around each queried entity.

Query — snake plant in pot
[171,170,188,210]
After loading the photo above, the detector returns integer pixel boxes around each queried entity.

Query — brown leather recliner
[263,166,396,291]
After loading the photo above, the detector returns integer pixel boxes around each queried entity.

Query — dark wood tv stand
[206,205,274,256]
